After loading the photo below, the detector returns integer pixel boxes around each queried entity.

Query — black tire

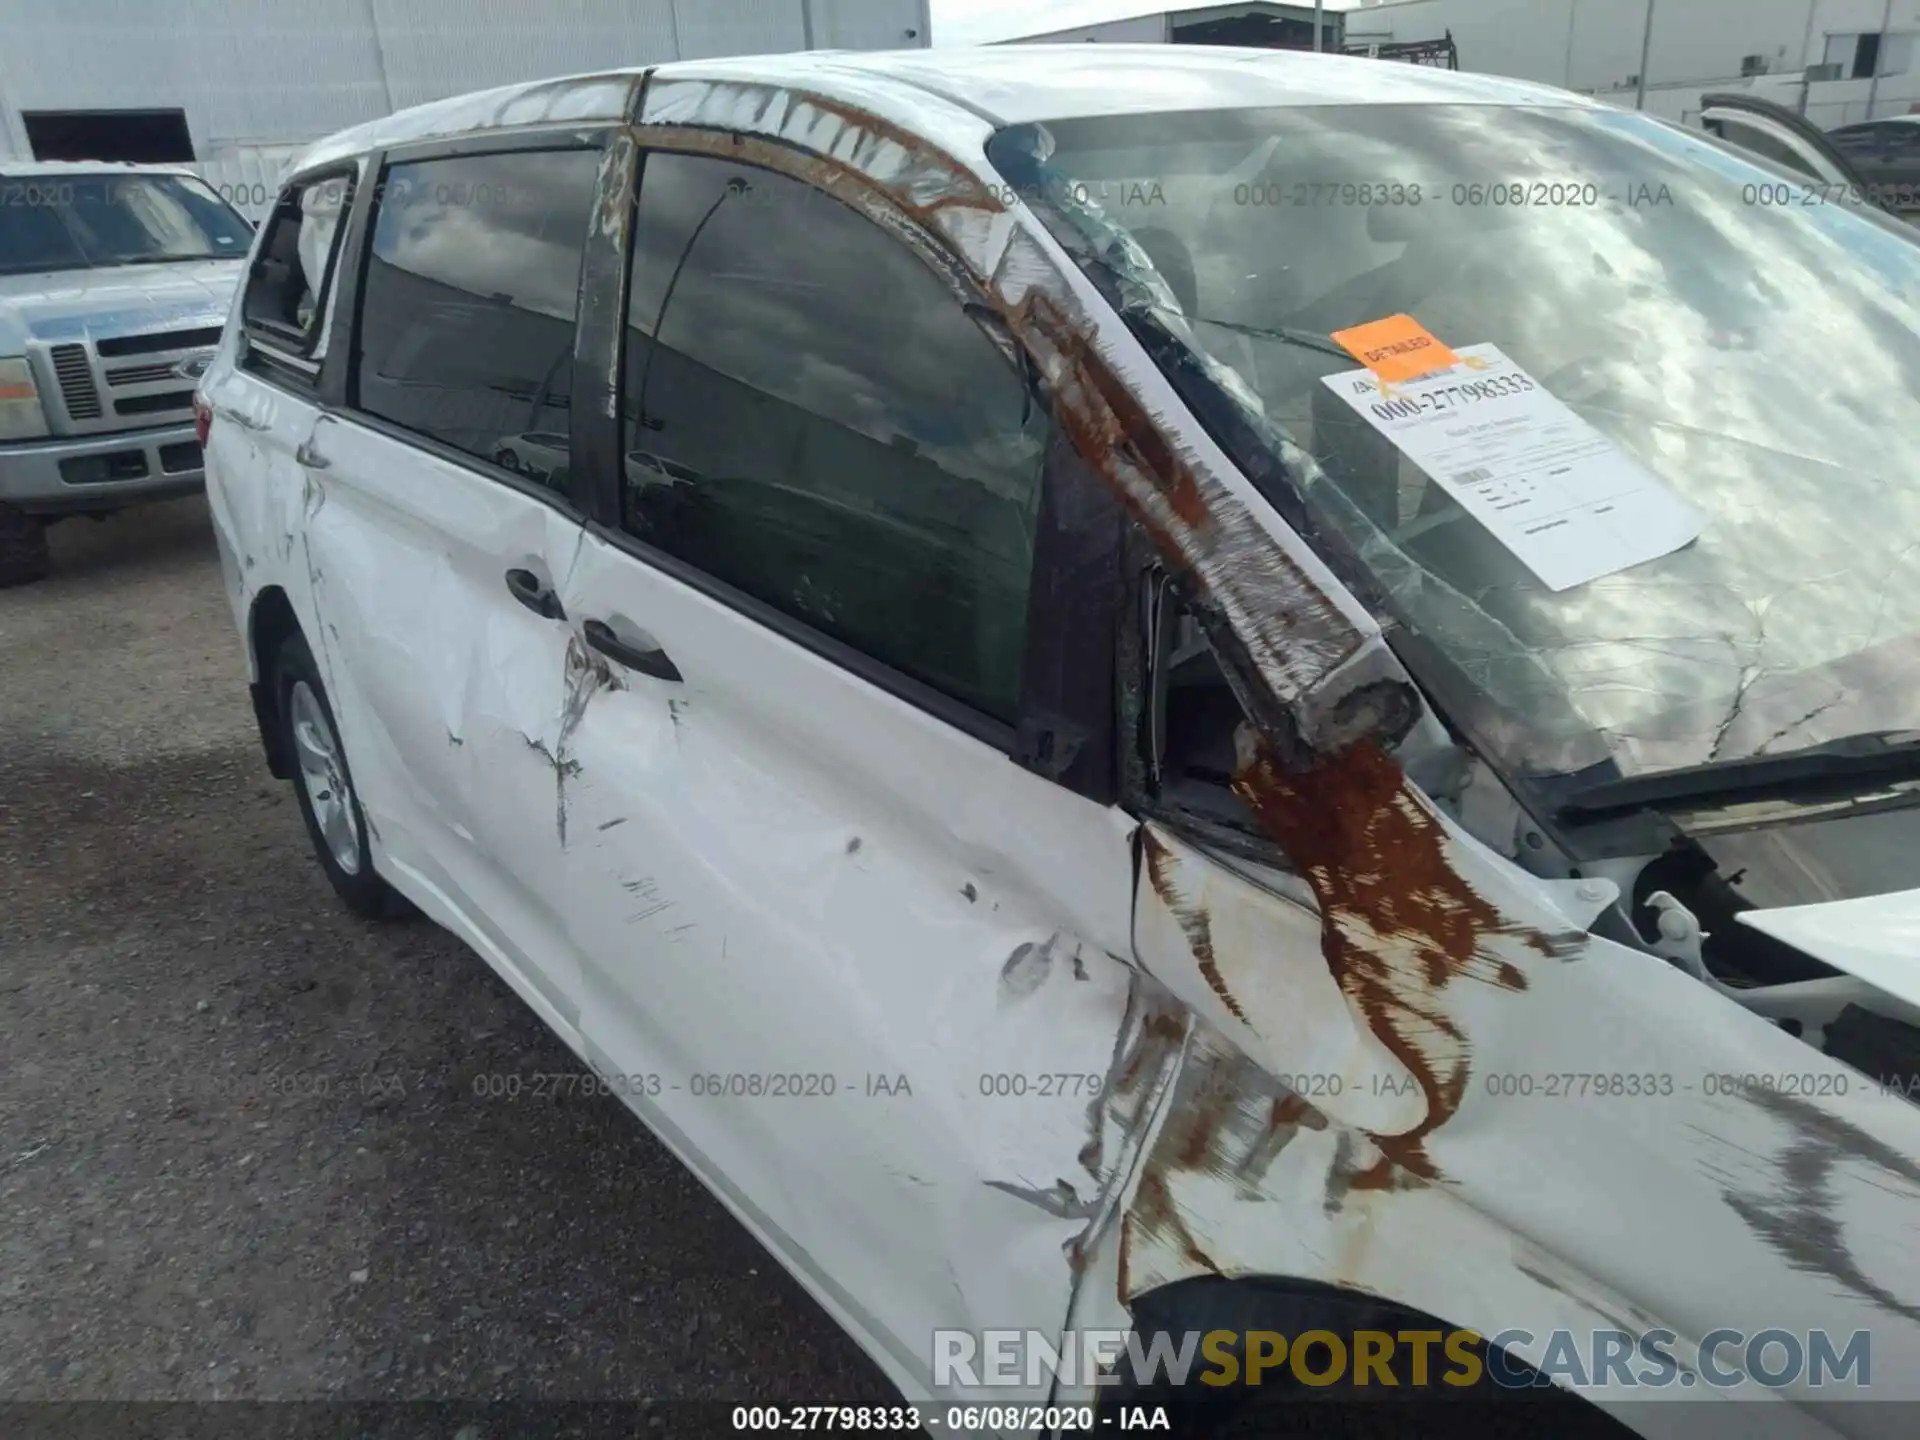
[272,632,408,920]
[0,503,50,588]
[1104,1278,1633,1439]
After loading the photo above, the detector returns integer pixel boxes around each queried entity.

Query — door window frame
[331,125,622,523]
[242,162,361,395]
[570,132,1121,799]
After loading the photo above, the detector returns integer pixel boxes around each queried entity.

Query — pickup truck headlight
[0,357,50,441]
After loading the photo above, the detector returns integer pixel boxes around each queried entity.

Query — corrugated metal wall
[370,0,693,113]
[3,0,392,149]
[0,0,927,166]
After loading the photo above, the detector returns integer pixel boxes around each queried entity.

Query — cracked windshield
[991,103,1920,784]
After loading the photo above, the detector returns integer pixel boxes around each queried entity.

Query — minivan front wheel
[274,633,405,919]
[0,503,50,588]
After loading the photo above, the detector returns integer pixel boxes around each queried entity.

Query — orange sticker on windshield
[1331,314,1460,384]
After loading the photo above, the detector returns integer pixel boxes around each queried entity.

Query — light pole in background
[1865,0,1895,118]
[1314,0,1324,52]
[1634,0,1656,110]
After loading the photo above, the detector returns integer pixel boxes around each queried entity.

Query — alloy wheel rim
[290,680,362,876]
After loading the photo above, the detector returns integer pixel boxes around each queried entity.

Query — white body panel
[1746,890,1920,1012]
[296,412,591,1034]
[552,529,1146,1402]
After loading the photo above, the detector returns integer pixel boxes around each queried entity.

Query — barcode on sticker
[1453,467,1494,484]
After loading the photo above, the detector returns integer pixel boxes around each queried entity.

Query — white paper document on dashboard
[1320,342,1703,591]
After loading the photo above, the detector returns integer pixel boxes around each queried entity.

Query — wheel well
[1109,1275,1637,1435]
[248,586,301,779]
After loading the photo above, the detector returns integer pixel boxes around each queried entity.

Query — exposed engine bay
[1145,577,1920,1103]
[1450,749,1920,1100]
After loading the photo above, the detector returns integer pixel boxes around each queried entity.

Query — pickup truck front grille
[95,325,223,358]
[50,343,103,421]
[114,391,196,417]
[104,361,180,386]
[39,327,215,433]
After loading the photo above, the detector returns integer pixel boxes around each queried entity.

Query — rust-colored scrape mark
[1233,735,1550,1184]
[1139,1045,1333,1244]
[1079,985,1186,1200]
[1022,291,1205,530]
[778,92,1007,218]
[1272,1092,1330,1132]
[1128,1170,1221,1278]
[1114,1010,1185,1097]
[1141,830,1247,1024]
[1174,1070,1239,1172]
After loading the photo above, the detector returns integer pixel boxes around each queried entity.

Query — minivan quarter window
[352,147,601,493]
[242,171,353,381]
[618,152,1049,724]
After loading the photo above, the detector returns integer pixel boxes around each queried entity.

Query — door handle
[583,619,681,682]
[504,568,566,621]
[294,436,330,469]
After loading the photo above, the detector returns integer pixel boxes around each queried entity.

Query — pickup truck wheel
[273,632,408,920]
[0,503,50,588]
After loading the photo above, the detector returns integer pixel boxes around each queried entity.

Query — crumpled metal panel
[1125,808,1920,1419]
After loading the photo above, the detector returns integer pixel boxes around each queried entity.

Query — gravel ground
[0,498,896,1432]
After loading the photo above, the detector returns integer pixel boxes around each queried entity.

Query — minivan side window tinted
[620,153,1047,723]
[243,172,353,379]
[353,148,600,491]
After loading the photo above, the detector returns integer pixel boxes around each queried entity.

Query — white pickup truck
[0,161,252,585]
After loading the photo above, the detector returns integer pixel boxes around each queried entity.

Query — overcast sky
[930,0,1361,47]
[931,0,1164,46]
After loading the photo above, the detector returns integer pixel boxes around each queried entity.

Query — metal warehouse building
[993,0,1920,125]
[0,0,929,213]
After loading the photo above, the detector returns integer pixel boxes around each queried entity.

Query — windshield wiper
[1555,730,1920,822]
[1187,315,1355,364]
[1079,248,1354,366]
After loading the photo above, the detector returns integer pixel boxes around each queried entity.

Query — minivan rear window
[352,148,600,492]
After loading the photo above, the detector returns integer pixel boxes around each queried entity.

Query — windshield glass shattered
[0,172,252,275]
[989,104,1920,784]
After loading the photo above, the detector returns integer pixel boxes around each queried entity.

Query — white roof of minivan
[287,44,1596,175]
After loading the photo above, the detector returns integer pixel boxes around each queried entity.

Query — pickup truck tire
[0,504,50,588]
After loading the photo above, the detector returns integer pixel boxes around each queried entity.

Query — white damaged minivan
[199,45,1920,1440]
[0,162,252,585]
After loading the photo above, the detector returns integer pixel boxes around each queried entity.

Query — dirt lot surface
[0,498,896,1433]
